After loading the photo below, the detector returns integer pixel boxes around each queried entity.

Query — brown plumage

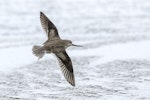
[32,12,81,86]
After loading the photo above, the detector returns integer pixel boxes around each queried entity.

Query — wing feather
[40,12,60,40]
[55,51,75,86]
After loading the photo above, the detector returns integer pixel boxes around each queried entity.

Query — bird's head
[65,40,82,48]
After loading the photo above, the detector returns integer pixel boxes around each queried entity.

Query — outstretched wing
[55,51,75,86]
[40,12,60,40]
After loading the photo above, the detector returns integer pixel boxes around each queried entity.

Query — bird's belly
[52,46,65,53]
[45,46,65,54]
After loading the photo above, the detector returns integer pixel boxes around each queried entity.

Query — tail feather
[32,45,45,60]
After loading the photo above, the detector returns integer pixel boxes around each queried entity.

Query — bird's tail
[32,45,45,60]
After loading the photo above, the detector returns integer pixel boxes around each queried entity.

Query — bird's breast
[45,46,65,53]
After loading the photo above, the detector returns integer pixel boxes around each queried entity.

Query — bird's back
[44,40,67,53]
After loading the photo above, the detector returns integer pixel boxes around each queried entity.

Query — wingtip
[66,75,75,86]
[40,11,43,15]
[72,83,75,87]
[70,80,75,86]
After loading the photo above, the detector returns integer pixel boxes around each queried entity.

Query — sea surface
[0,0,150,99]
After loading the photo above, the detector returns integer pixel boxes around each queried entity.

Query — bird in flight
[32,12,81,86]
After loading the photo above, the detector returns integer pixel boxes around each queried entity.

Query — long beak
[72,44,82,47]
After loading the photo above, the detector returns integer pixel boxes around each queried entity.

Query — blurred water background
[0,0,150,100]
[1,0,150,49]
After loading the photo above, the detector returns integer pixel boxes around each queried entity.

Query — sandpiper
[32,12,81,86]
